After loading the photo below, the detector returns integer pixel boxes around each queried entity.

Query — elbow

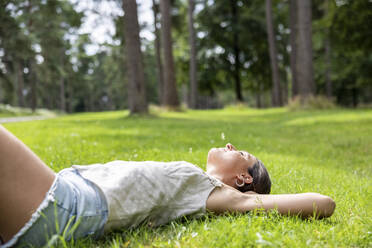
[324,196,336,217]
[315,194,336,218]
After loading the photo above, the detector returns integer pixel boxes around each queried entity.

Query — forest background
[0,0,371,114]
[1,1,371,246]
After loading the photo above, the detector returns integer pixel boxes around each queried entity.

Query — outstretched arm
[206,184,335,218]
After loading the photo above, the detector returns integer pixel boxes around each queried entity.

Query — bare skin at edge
[0,125,55,242]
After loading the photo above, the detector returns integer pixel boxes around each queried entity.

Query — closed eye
[240,151,250,159]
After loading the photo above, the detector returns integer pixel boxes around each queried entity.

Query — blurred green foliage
[0,0,371,111]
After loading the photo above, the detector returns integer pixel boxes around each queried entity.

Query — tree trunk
[352,84,358,108]
[46,91,52,109]
[107,80,114,110]
[230,0,243,102]
[188,0,198,109]
[325,0,332,99]
[89,87,94,111]
[15,60,25,107]
[67,80,73,113]
[59,50,66,112]
[160,0,179,107]
[59,78,65,112]
[265,0,282,107]
[256,82,262,108]
[282,71,288,104]
[0,80,2,103]
[2,52,15,104]
[27,0,36,112]
[296,0,315,98]
[325,35,332,98]
[29,61,37,112]
[289,0,298,98]
[152,0,164,105]
[122,0,148,114]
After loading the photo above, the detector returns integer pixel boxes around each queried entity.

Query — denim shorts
[1,168,109,248]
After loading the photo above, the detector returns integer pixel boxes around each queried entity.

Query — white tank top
[72,161,222,232]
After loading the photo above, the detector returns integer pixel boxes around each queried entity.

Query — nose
[226,143,236,151]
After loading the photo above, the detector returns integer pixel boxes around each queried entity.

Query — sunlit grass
[0,104,57,118]
[3,107,372,247]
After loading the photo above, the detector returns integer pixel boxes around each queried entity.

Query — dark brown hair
[237,159,271,194]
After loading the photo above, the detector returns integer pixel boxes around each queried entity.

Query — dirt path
[0,116,51,123]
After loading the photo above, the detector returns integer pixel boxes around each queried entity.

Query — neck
[206,166,230,186]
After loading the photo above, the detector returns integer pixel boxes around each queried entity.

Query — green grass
[0,104,34,117]
[3,107,372,247]
[0,104,57,118]
[0,111,33,118]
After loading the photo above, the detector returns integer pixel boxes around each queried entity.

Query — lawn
[0,104,56,118]
[0,104,34,118]
[3,107,372,247]
[0,112,32,118]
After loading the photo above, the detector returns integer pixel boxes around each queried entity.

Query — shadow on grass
[57,108,372,131]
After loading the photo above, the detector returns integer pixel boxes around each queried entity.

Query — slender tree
[59,49,66,112]
[282,72,289,104]
[230,0,243,102]
[324,0,332,99]
[296,0,315,98]
[26,0,37,112]
[256,81,263,108]
[28,61,37,112]
[122,0,148,114]
[160,0,179,107]
[15,59,25,107]
[188,0,198,109]
[152,0,165,105]
[265,0,282,106]
[325,33,332,99]
[289,0,298,98]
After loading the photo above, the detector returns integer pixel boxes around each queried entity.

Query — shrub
[288,95,336,111]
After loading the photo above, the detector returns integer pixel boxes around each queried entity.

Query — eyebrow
[242,151,249,160]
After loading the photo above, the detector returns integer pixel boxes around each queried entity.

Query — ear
[243,174,253,184]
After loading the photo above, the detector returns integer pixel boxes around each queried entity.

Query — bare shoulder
[206,184,250,213]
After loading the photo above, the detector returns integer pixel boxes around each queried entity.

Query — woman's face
[206,143,257,188]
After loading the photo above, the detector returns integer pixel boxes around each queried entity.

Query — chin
[208,147,220,156]
[207,148,216,162]
[207,148,223,162]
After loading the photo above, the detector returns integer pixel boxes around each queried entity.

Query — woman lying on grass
[0,125,335,247]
